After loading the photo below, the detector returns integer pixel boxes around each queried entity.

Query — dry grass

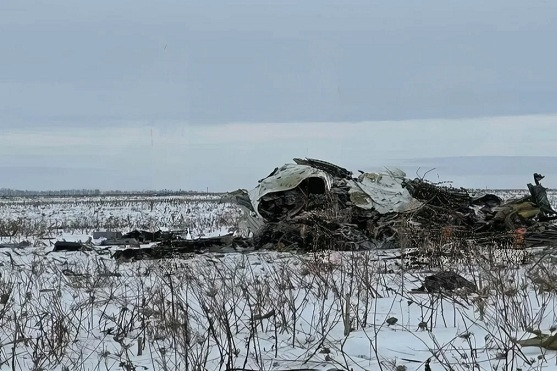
[0,194,556,370]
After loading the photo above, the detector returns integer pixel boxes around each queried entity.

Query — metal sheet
[348,169,422,214]
[249,163,333,217]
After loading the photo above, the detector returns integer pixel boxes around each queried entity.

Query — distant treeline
[0,188,224,197]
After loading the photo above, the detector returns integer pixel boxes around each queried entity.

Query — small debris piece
[528,173,557,218]
[421,271,476,293]
[386,317,398,326]
[0,292,10,304]
[53,241,84,252]
[418,321,428,331]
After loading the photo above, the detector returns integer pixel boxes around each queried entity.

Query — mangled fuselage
[249,163,333,221]
[222,158,557,251]
[249,160,421,221]
[224,158,426,250]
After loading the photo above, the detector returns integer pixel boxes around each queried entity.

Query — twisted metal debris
[109,159,557,260]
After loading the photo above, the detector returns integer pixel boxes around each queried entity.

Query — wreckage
[107,158,557,260]
[226,158,557,251]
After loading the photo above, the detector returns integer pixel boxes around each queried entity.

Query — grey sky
[1,1,557,191]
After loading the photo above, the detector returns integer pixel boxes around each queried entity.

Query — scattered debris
[112,235,253,261]
[416,271,477,293]
[227,158,557,251]
[47,159,557,259]
[238,159,557,251]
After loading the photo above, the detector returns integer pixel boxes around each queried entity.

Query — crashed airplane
[113,158,557,260]
[227,158,557,251]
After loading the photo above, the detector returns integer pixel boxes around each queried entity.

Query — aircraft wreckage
[111,158,557,260]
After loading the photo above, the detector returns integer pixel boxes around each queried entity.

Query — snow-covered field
[1,191,557,370]
[0,194,239,241]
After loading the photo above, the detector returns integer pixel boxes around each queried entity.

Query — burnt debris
[112,235,253,261]
[419,271,477,293]
[229,160,557,251]
[48,160,557,260]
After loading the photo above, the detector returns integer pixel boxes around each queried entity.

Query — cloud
[2,1,557,126]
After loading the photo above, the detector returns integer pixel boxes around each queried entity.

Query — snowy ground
[0,194,239,241]
[0,191,557,370]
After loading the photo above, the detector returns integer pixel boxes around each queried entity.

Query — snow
[0,192,557,370]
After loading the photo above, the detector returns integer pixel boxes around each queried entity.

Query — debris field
[104,158,557,260]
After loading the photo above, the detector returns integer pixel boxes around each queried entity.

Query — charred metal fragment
[293,158,353,179]
[112,235,254,261]
[53,241,85,252]
[420,271,476,293]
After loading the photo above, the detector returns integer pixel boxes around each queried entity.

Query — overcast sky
[1,1,557,191]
